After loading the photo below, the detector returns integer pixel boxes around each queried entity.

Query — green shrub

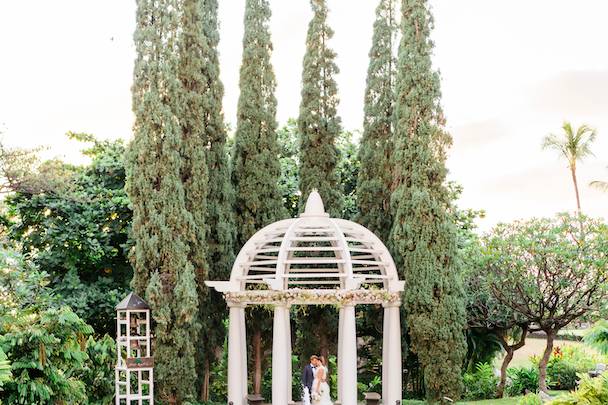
[209,339,227,402]
[0,245,114,404]
[78,334,116,404]
[583,320,608,355]
[463,362,499,400]
[535,345,601,391]
[507,366,540,396]
[0,347,11,387]
[548,374,608,404]
[517,393,542,405]
[0,306,92,404]
[547,360,579,390]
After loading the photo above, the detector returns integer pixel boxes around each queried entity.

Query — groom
[302,355,319,398]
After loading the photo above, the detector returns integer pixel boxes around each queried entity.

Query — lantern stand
[115,292,154,405]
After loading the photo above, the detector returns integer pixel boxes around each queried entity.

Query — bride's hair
[318,355,326,366]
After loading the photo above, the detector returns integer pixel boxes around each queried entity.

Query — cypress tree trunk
[298,0,343,216]
[127,0,202,402]
[356,0,396,243]
[390,0,467,402]
[201,358,210,402]
[253,328,263,395]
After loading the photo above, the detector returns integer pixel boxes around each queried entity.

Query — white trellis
[115,292,154,405]
[207,191,404,405]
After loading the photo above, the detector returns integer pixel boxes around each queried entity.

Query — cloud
[525,70,608,116]
[450,119,509,150]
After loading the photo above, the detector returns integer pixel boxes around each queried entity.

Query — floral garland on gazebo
[224,288,401,306]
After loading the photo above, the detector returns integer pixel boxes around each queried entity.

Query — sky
[0,1,606,230]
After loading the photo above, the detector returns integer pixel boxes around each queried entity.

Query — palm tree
[590,167,608,192]
[542,122,597,211]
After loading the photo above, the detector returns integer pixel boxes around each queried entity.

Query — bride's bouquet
[311,391,321,401]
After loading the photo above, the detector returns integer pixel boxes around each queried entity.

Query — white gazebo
[206,191,404,405]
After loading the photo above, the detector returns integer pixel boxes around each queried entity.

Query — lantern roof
[116,292,150,310]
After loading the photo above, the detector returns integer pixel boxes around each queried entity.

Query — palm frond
[543,122,597,164]
[590,180,608,192]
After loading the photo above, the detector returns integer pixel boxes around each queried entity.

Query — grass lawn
[401,390,566,405]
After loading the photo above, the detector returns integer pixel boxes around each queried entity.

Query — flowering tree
[484,214,608,393]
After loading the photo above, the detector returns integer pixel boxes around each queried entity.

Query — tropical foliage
[4,133,131,333]
[584,320,608,355]
[0,245,114,404]
[548,374,608,404]
[462,362,499,400]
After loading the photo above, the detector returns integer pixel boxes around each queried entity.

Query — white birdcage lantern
[115,292,154,405]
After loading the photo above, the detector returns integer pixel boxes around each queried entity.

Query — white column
[337,306,344,403]
[340,303,357,405]
[385,303,402,405]
[382,305,390,402]
[286,305,293,404]
[240,306,248,398]
[228,303,246,405]
[272,304,289,405]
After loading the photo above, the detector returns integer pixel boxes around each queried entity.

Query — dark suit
[302,364,315,393]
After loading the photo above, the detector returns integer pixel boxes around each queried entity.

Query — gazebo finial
[300,189,329,217]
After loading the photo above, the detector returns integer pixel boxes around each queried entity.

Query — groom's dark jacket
[302,364,315,392]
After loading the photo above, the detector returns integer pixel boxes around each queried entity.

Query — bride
[312,356,332,405]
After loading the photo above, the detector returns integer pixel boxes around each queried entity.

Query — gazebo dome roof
[227,191,401,292]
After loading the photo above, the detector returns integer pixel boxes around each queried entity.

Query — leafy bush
[557,346,601,372]
[0,347,11,388]
[4,134,132,334]
[357,375,381,399]
[533,345,600,390]
[0,306,92,404]
[507,366,540,396]
[209,339,227,402]
[78,335,116,404]
[463,362,499,400]
[547,360,579,390]
[0,246,115,404]
[518,393,542,405]
[548,374,608,404]
[583,320,608,355]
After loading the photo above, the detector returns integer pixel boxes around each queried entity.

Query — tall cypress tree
[177,0,230,401]
[231,0,285,394]
[232,0,285,248]
[191,0,237,400]
[356,0,396,243]
[298,0,343,216]
[200,0,235,287]
[295,0,341,368]
[127,0,200,402]
[390,0,467,401]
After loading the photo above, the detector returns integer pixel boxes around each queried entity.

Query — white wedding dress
[312,365,332,405]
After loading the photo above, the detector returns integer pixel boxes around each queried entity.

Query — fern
[583,320,608,355]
